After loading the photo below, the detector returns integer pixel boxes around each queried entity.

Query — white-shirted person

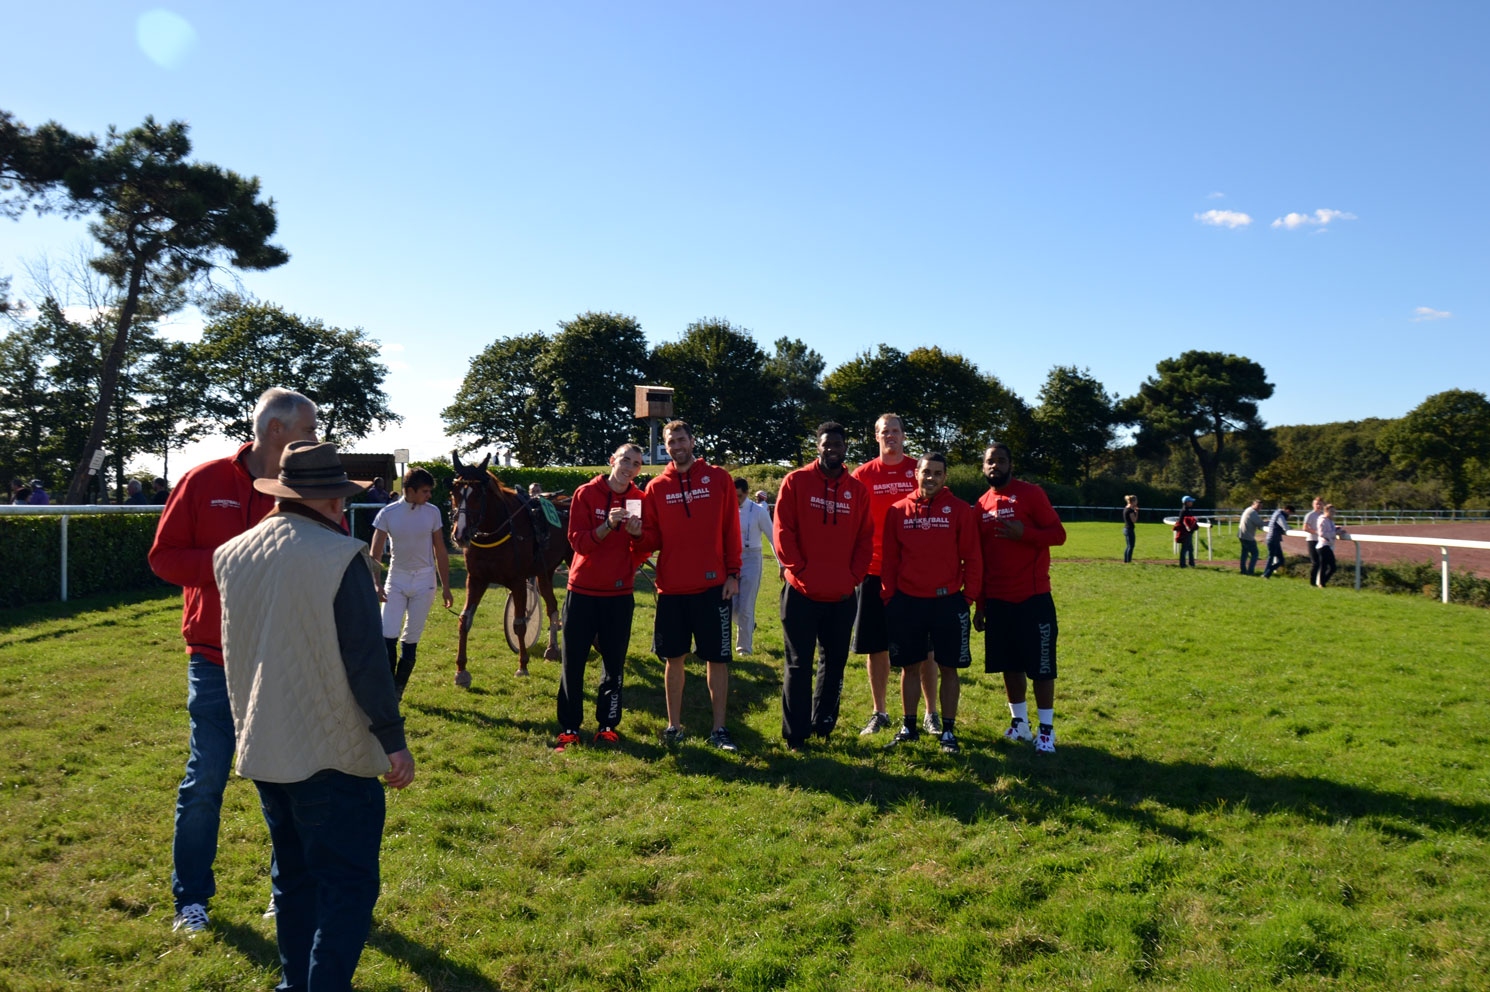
[370,468,453,695]
[734,476,775,655]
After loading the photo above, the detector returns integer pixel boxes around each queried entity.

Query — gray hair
[126,479,142,494]
[252,388,316,441]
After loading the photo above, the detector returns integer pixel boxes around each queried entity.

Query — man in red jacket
[554,442,646,751]
[635,421,743,752]
[773,422,873,750]
[879,452,982,754]
[851,413,940,736]
[148,387,318,933]
[974,441,1068,754]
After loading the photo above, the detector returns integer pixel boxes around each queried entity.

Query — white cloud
[1411,306,1453,322]
[1195,209,1252,229]
[1271,208,1358,230]
[1207,191,1226,199]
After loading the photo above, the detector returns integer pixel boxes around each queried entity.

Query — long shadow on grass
[214,918,281,974]
[667,740,1490,842]
[369,923,495,990]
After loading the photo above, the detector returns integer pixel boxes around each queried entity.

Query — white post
[1441,548,1450,604]
[60,513,69,603]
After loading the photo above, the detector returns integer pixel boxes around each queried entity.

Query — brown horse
[449,452,572,684]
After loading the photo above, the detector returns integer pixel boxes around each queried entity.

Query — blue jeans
[173,655,235,910]
[1239,538,1260,574]
[256,771,385,991]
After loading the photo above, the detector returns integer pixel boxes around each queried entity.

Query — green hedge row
[0,513,165,608]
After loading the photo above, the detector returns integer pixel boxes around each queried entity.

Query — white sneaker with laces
[173,903,209,933]
[1035,724,1056,753]
[263,894,278,919]
[1004,717,1034,743]
[923,712,942,734]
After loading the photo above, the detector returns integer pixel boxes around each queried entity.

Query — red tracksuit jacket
[774,462,873,602]
[635,459,741,595]
[880,489,983,605]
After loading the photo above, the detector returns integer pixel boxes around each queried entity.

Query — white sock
[1038,708,1054,728]
[1009,701,1028,723]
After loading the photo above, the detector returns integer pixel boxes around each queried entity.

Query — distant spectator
[528,482,543,498]
[152,477,170,505]
[1262,505,1293,579]
[1302,497,1323,585]
[365,476,391,505]
[1237,498,1264,575]
[125,480,150,505]
[1173,496,1198,568]
[1315,504,1345,587]
[1122,495,1138,563]
[754,489,768,505]
[27,479,49,505]
[10,478,27,505]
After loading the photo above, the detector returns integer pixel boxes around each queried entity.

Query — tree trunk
[65,260,143,504]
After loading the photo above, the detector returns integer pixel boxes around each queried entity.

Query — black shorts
[886,592,971,670]
[653,587,732,663]
[982,592,1058,680]
[852,575,890,654]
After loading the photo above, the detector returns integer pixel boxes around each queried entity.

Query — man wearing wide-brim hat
[213,440,414,989]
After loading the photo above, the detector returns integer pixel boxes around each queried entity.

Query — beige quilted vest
[213,511,390,783]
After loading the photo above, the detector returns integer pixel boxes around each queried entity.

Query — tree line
[6,107,1488,510]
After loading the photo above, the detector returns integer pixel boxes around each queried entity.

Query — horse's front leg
[455,579,487,688]
[512,581,531,677]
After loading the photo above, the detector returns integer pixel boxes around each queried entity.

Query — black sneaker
[707,728,739,753]
[939,730,960,754]
[661,726,685,745]
[884,725,919,750]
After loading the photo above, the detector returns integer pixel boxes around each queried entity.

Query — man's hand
[441,587,454,609]
[722,576,740,598]
[384,749,415,789]
[624,516,643,537]
[999,519,1025,541]
[973,606,987,632]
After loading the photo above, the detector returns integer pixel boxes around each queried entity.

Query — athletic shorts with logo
[982,592,1058,680]
[886,591,971,670]
[653,586,733,663]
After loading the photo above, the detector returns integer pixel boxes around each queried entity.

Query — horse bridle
[454,475,517,549]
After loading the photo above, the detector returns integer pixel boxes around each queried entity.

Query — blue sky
[2,2,1486,471]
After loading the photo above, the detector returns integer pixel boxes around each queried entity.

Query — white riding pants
[382,566,438,643]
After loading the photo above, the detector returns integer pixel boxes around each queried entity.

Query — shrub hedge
[0,512,165,608]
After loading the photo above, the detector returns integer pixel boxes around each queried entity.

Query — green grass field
[3,523,1489,990]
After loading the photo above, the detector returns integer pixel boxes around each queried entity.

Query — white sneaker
[263,894,278,918]
[1004,717,1034,743]
[923,712,942,734]
[173,903,209,933]
[1035,724,1056,753]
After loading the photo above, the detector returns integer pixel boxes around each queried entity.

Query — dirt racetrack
[1282,522,1490,579]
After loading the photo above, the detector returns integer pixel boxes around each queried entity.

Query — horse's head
[450,451,514,548]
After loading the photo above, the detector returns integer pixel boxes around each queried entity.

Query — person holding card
[554,443,647,750]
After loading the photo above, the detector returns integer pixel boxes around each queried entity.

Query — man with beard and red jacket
[554,442,647,751]
[148,388,318,933]
[773,421,873,750]
[974,441,1067,755]
[634,421,743,752]
[879,452,982,755]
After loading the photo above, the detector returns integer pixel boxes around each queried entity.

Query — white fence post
[60,513,69,603]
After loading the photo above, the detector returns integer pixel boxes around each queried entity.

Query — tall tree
[193,296,398,443]
[441,332,557,466]
[134,337,211,481]
[1121,351,1274,502]
[762,336,827,464]
[0,317,53,483]
[823,346,920,459]
[1378,390,1490,511]
[539,312,649,464]
[6,114,290,501]
[650,318,779,463]
[1033,365,1118,485]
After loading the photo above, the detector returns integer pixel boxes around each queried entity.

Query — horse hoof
[543,648,561,662]
[515,668,530,678]
[454,670,472,688]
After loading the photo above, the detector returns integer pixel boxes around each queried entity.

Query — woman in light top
[1122,495,1139,563]
[1314,503,1345,587]
[370,468,453,694]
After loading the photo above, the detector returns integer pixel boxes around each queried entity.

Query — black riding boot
[385,637,399,678]
[394,642,418,692]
